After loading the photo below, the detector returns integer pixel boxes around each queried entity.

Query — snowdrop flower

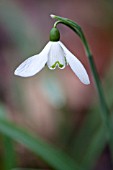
[14,27,90,85]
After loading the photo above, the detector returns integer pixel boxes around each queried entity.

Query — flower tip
[50,14,55,18]
[14,69,18,76]
[14,69,24,77]
[14,68,21,77]
[84,79,90,85]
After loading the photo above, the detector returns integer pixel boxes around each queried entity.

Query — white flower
[14,41,90,85]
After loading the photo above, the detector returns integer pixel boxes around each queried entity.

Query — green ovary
[51,61,64,69]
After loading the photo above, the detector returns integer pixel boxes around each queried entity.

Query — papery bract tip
[50,14,55,18]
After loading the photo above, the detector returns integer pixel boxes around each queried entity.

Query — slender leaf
[0,105,16,170]
[12,169,39,170]
[69,107,106,169]
[3,136,16,170]
[0,118,82,170]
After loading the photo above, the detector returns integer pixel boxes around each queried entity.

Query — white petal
[14,42,52,77]
[47,42,66,70]
[59,41,90,85]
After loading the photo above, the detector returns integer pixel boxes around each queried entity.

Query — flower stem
[80,30,110,124]
[52,14,113,159]
[79,29,113,161]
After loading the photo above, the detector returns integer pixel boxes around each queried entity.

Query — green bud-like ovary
[50,27,60,41]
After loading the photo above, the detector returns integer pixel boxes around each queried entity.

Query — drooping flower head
[14,26,90,85]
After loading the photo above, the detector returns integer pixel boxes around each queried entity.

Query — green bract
[50,27,60,41]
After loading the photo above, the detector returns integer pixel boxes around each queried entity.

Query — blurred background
[0,0,113,169]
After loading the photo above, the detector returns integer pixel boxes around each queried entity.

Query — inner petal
[47,42,66,70]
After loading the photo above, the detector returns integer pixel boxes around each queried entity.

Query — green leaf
[12,169,39,170]
[3,136,16,170]
[69,108,106,169]
[0,118,82,170]
[0,104,16,170]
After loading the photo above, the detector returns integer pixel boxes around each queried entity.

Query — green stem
[52,15,112,148]
[79,30,110,127]
[80,30,113,161]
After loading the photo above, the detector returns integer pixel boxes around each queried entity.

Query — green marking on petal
[51,61,64,69]
[59,63,64,68]
[65,57,68,65]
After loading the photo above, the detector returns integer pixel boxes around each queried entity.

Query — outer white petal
[47,41,66,70]
[14,42,52,77]
[59,41,90,85]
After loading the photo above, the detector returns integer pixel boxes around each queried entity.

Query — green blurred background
[0,0,113,170]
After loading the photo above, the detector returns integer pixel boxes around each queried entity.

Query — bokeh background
[0,0,113,169]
